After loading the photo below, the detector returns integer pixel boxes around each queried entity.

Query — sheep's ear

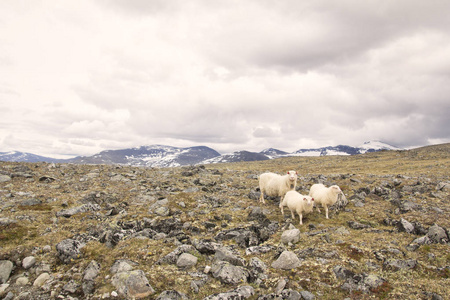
[287,171,289,174]
[312,198,314,201]
[296,171,298,175]
[303,198,307,201]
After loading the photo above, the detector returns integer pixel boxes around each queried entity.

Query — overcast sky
[1,0,449,158]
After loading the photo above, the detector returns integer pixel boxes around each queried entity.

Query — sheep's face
[331,185,343,195]
[287,170,298,181]
[303,196,314,206]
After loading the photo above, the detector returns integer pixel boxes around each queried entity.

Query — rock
[211,261,249,284]
[63,279,81,294]
[271,251,302,270]
[56,239,85,263]
[0,260,13,284]
[383,259,417,271]
[204,285,255,299]
[281,228,301,245]
[397,218,415,234]
[348,221,371,230]
[176,253,198,269]
[111,270,155,299]
[110,260,137,274]
[83,260,101,281]
[407,236,432,251]
[333,265,355,280]
[56,203,101,218]
[156,244,198,265]
[426,224,449,244]
[300,290,315,300]
[0,175,11,182]
[33,273,50,287]
[22,256,36,270]
[15,277,29,285]
[0,284,9,295]
[156,290,188,299]
[335,227,350,235]
[214,247,246,266]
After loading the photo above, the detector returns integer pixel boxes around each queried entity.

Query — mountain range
[0,141,401,167]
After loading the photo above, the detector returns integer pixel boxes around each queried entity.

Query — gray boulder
[281,228,301,245]
[383,259,417,271]
[156,290,188,300]
[56,203,101,218]
[83,260,101,281]
[427,224,448,244]
[0,260,13,284]
[271,251,302,270]
[111,270,155,299]
[56,239,85,263]
[176,253,198,269]
[211,261,249,284]
[214,247,246,266]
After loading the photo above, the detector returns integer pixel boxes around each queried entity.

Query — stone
[110,260,137,274]
[0,261,13,284]
[0,175,11,182]
[156,290,188,299]
[211,261,249,284]
[176,253,198,269]
[111,270,155,299]
[348,221,370,230]
[56,239,85,263]
[56,203,101,218]
[300,290,315,300]
[333,265,355,280]
[271,251,302,270]
[16,277,29,285]
[63,280,80,294]
[398,218,415,234]
[427,224,448,244]
[83,260,101,281]
[33,273,50,287]
[203,285,255,299]
[22,256,36,270]
[214,247,245,266]
[383,259,417,271]
[281,228,301,244]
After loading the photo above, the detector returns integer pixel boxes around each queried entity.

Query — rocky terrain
[0,143,449,299]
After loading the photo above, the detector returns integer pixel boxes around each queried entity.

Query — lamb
[258,171,298,204]
[279,191,314,225]
[308,183,343,219]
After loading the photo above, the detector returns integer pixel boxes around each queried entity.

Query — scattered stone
[176,253,198,269]
[271,251,302,270]
[22,256,36,270]
[56,202,101,218]
[281,228,301,245]
[348,221,371,230]
[204,285,255,299]
[383,259,417,271]
[15,277,29,286]
[211,261,249,284]
[214,247,246,266]
[83,260,101,281]
[156,290,188,300]
[110,260,138,274]
[111,270,155,299]
[397,218,415,234]
[0,175,11,182]
[0,261,13,284]
[300,290,315,300]
[33,273,50,287]
[426,224,449,244]
[56,239,85,263]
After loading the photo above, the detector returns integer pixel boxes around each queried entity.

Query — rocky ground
[0,144,449,300]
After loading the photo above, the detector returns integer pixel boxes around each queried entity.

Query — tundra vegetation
[0,143,449,299]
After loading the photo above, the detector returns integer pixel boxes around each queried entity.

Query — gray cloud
[0,0,449,157]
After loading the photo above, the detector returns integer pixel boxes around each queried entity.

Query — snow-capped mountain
[0,151,62,163]
[67,145,221,168]
[1,141,403,167]
[202,151,270,164]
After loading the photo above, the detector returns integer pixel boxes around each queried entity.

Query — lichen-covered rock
[0,260,13,284]
[211,261,249,284]
[426,224,448,244]
[56,239,85,263]
[281,228,301,245]
[111,270,155,299]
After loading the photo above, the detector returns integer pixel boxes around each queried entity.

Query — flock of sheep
[258,171,344,225]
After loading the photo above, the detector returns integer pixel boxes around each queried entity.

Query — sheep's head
[303,196,314,206]
[331,185,343,195]
[287,170,298,181]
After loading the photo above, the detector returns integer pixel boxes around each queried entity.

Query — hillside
[0,144,448,299]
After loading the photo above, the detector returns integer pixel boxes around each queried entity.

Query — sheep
[258,171,298,204]
[308,183,343,219]
[279,191,314,225]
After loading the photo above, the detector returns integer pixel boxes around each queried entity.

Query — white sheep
[279,191,314,225]
[308,183,343,219]
[258,171,298,204]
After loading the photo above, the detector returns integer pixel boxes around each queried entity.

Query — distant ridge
[0,141,404,167]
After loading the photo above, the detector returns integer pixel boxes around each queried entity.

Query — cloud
[0,0,449,157]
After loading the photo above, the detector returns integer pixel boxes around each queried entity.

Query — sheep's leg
[279,202,284,215]
[316,205,321,213]
[299,212,303,225]
[324,205,329,219]
[290,209,295,220]
[259,191,265,204]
